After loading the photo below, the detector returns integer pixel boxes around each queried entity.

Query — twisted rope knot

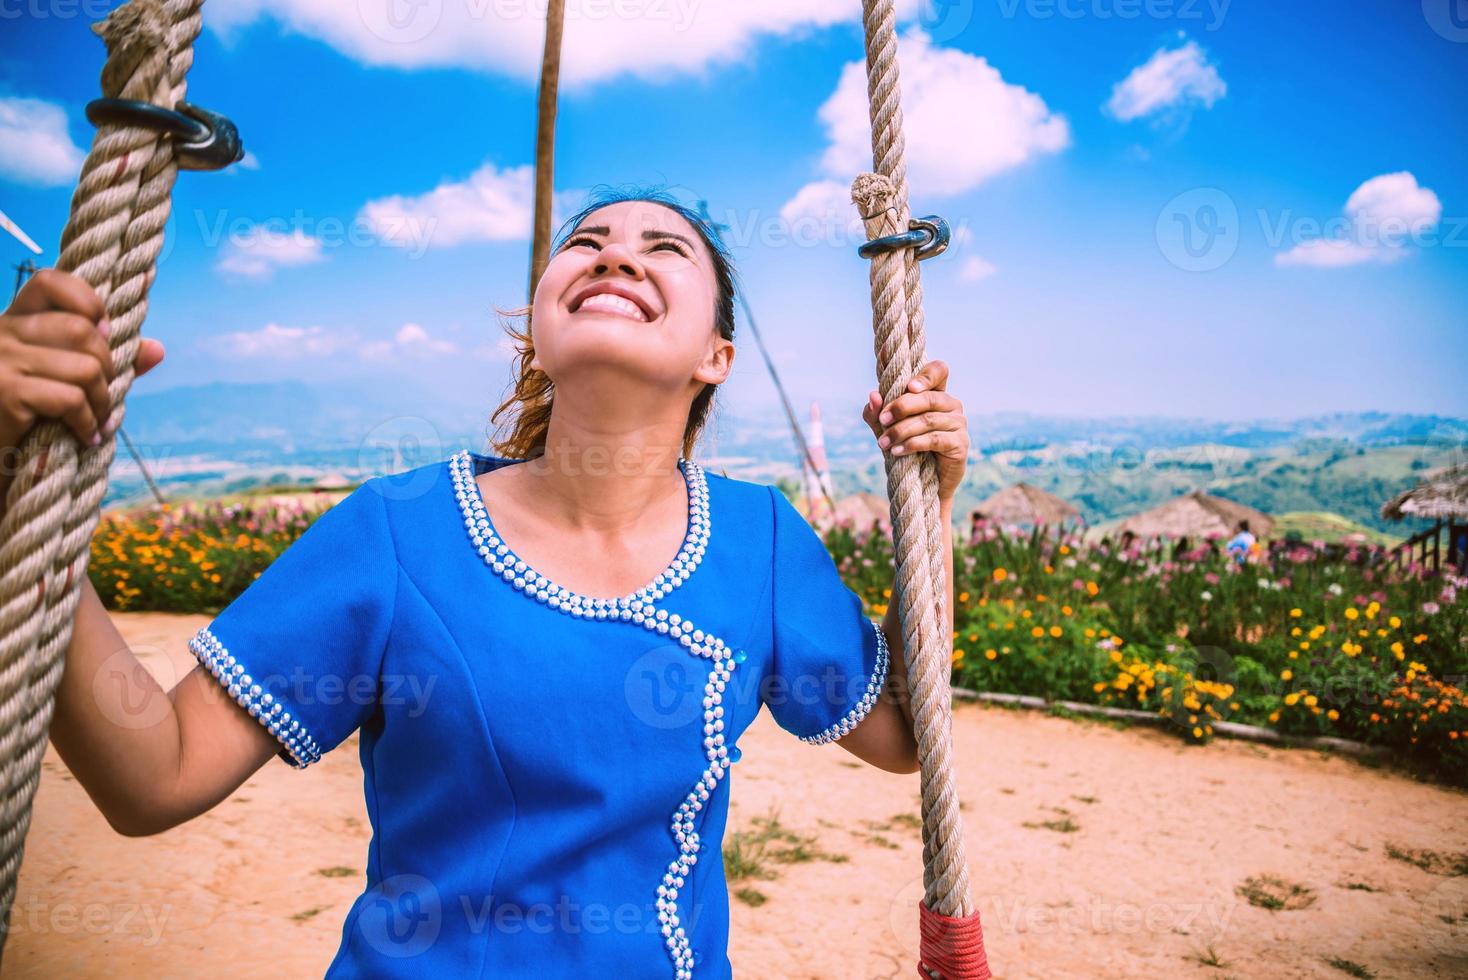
[95,0,171,100]
[851,171,901,231]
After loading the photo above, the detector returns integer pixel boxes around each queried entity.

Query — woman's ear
[695,338,734,385]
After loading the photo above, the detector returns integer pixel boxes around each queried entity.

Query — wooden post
[528,0,566,302]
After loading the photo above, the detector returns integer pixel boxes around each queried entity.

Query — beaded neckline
[449,449,711,613]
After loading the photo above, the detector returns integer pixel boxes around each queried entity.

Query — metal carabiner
[857,214,951,262]
[84,98,245,172]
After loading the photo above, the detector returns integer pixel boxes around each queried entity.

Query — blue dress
[187,449,890,979]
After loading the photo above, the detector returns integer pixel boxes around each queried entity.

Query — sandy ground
[7,612,1466,980]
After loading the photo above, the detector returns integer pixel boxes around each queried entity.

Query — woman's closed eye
[560,234,690,259]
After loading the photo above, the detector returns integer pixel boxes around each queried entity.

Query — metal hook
[857,214,951,262]
[84,98,245,172]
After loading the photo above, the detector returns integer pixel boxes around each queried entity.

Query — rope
[0,0,203,958]
[851,2,989,976]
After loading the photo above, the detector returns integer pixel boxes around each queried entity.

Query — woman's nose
[593,242,645,279]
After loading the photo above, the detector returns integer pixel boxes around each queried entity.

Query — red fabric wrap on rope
[917,899,991,980]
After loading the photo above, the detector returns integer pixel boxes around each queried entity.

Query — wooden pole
[528,0,566,302]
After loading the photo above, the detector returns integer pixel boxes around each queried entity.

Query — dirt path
[8,613,1465,979]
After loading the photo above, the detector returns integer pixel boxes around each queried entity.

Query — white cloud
[808,29,1069,199]
[1275,171,1442,269]
[363,322,461,359]
[0,97,85,186]
[216,226,325,279]
[1106,40,1225,123]
[958,255,996,281]
[358,161,533,251]
[208,0,920,87]
[775,179,866,247]
[206,321,460,360]
[204,323,358,359]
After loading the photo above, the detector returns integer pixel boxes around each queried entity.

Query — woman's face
[529,200,732,400]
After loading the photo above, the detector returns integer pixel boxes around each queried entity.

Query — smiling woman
[489,189,739,463]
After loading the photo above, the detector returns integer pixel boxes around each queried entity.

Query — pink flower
[1204,572,1220,585]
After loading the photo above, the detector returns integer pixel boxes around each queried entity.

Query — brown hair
[486,190,738,462]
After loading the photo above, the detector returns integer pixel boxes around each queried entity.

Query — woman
[0,189,970,978]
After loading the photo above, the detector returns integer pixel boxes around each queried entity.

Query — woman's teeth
[577,292,648,321]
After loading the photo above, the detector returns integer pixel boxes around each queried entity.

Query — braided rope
[0,0,203,957]
[851,0,975,928]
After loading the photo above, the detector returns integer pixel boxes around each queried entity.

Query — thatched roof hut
[1381,463,1468,522]
[805,491,892,535]
[970,483,1080,529]
[1117,490,1273,540]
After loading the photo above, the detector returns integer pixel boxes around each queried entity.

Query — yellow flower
[1280,669,1293,681]
[1049,626,1063,638]
[1389,616,1401,629]
[1304,695,1318,707]
[1327,709,1339,721]
[993,567,1007,583]
[1031,626,1045,638]
[1084,628,1096,638]
[985,649,998,661]
[1059,545,1070,555]
[1085,581,1099,596]
[1284,693,1300,706]
[1344,607,1359,620]
[1289,608,1302,618]
[958,591,969,603]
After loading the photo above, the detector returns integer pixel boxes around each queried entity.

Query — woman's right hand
[0,267,166,457]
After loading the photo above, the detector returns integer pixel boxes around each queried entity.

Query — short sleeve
[187,479,398,769]
[764,486,890,745]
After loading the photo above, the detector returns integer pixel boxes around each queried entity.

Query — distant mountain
[106,380,1465,535]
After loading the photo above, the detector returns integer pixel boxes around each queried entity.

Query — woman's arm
[48,572,279,837]
[832,498,953,775]
[838,358,967,774]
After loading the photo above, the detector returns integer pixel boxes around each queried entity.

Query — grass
[316,866,356,878]
[1023,817,1080,833]
[1195,946,1229,969]
[1324,957,1375,978]
[1236,874,1316,911]
[722,808,849,905]
[733,887,767,907]
[1384,843,1468,876]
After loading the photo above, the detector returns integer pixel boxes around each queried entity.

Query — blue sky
[2,0,1466,430]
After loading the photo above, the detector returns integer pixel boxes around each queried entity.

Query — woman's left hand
[861,358,969,504]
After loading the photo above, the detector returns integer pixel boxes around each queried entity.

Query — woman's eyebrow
[565,225,696,252]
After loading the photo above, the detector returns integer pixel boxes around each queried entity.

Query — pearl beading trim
[450,448,730,979]
[797,618,891,746]
[450,449,710,612]
[188,626,322,768]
